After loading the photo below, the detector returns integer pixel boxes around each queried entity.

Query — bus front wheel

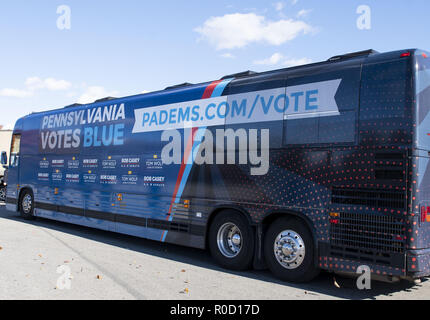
[0,185,6,202]
[264,217,319,282]
[209,211,254,271]
[19,190,35,220]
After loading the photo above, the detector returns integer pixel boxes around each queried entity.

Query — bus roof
[19,48,419,123]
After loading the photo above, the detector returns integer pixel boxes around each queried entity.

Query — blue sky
[0,0,428,127]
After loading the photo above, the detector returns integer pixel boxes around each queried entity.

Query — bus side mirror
[1,152,7,166]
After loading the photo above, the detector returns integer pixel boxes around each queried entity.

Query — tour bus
[4,48,430,283]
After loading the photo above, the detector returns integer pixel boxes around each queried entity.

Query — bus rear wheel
[264,217,319,282]
[19,190,35,220]
[209,211,254,271]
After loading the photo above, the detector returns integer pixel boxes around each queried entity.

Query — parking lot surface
[0,204,429,300]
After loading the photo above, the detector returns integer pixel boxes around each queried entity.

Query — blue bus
[3,48,430,283]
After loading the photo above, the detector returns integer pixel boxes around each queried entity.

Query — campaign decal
[39,103,125,152]
[132,79,342,133]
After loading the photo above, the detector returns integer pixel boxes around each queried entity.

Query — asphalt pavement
[0,204,428,300]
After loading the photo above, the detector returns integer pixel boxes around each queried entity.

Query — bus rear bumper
[406,248,430,278]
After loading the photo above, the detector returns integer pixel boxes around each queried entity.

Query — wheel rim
[273,230,305,269]
[0,188,5,201]
[22,194,32,214]
[217,222,242,258]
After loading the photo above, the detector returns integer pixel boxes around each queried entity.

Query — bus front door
[5,133,21,209]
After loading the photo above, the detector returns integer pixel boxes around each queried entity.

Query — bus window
[318,111,356,144]
[283,63,361,146]
[359,59,410,121]
[10,134,21,167]
[285,117,318,145]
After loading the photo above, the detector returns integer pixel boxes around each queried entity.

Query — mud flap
[253,224,267,270]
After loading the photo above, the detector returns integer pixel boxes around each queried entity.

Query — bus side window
[284,117,318,145]
[283,64,361,146]
[359,59,409,120]
[10,134,21,167]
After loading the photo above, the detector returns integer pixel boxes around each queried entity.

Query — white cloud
[66,92,77,98]
[274,2,284,11]
[283,57,312,67]
[253,53,312,67]
[195,13,313,50]
[77,86,119,104]
[220,53,235,59]
[254,53,285,65]
[0,77,121,109]
[0,77,72,98]
[25,77,71,91]
[297,9,311,18]
[291,0,299,5]
[0,88,33,98]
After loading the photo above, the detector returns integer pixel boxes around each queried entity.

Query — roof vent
[164,82,194,90]
[64,103,84,109]
[221,70,257,80]
[328,49,379,62]
[94,96,117,103]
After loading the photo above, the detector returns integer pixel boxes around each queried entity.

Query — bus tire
[0,185,6,202]
[209,211,254,271]
[19,190,35,220]
[264,217,319,282]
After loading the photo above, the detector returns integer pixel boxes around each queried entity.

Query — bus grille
[331,188,405,209]
[374,152,405,181]
[330,212,405,254]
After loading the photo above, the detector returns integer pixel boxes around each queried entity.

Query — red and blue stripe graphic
[161,78,233,241]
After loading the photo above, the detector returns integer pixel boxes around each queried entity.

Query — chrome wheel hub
[282,243,294,256]
[231,233,241,246]
[274,230,305,269]
[217,222,242,258]
[22,194,32,214]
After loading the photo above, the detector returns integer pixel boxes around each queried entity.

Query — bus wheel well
[205,207,253,249]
